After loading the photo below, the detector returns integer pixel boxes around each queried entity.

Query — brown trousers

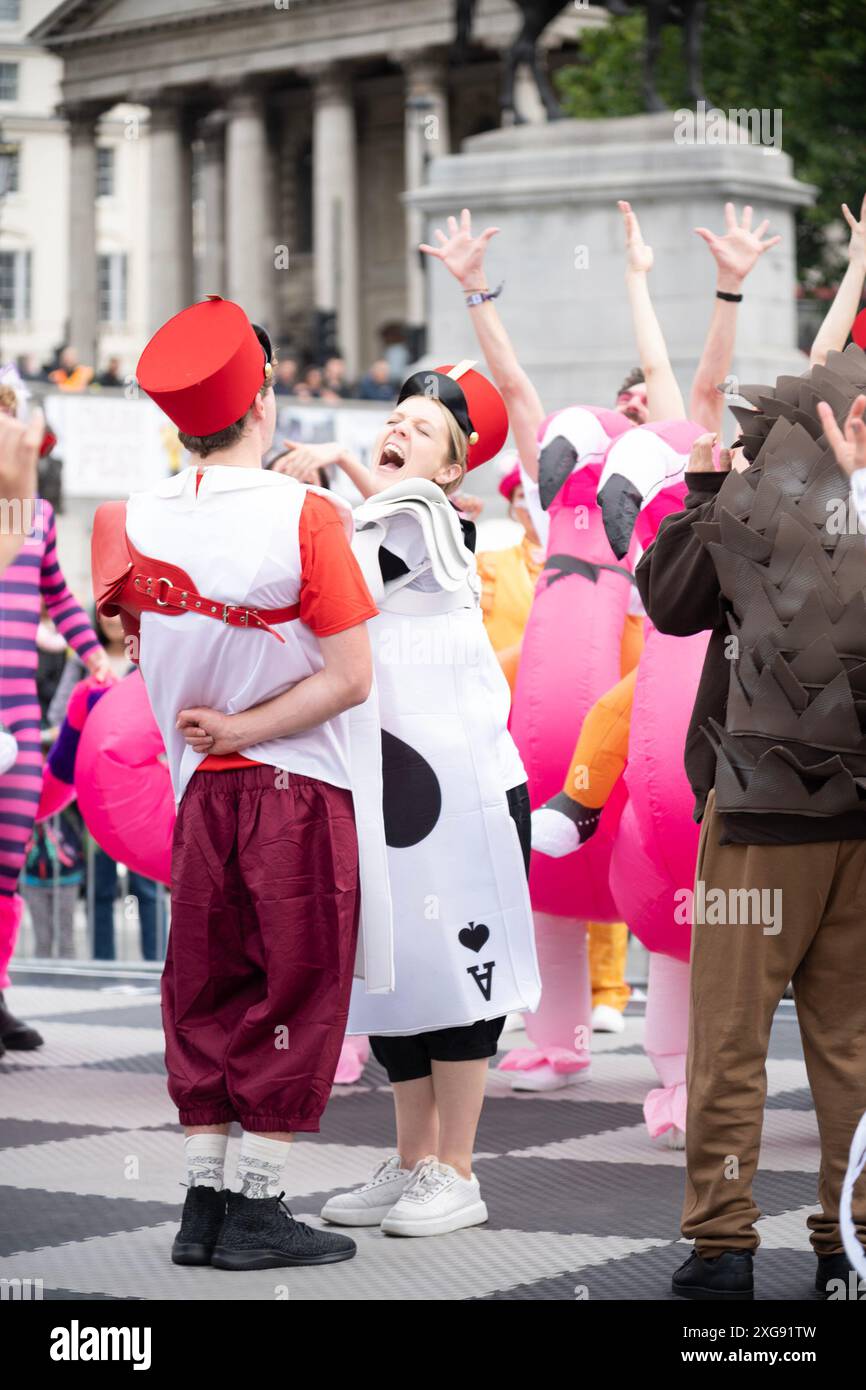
[683,791,866,1257]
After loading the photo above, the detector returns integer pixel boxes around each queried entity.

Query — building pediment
[33,0,591,110]
[32,0,269,47]
[34,0,590,50]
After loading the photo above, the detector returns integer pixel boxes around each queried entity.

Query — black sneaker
[0,992,43,1050]
[211,1190,357,1270]
[171,1185,228,1266]
[672,1249,754,1300]
[816,1252,860,1297]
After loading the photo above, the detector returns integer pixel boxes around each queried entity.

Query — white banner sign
[46,393,386,502]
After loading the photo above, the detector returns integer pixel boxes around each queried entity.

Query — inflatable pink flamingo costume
[499,405,637,1091]
[597,420,711,1143]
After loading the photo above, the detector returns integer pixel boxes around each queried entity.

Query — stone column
[199,110,226,294]
[311,66,360,376]
[224,86,270,326]
[65,104,102,367]
[147,97,194,331]
[402,57,451,353]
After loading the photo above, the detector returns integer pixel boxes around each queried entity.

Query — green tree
[555,0,866,283]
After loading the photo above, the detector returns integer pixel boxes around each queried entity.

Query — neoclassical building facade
[33,0,602,373]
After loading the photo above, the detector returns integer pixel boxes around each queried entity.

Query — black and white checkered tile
[0,981,823,1300]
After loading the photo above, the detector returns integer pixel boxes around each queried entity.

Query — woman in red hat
[180,360,542,1239]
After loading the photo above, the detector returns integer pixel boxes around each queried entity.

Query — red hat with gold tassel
[136,295,273,435]
[397,359,509,470]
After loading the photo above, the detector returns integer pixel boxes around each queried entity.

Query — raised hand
[694,203,781,288]
[0,406,42,508]
[420,208,500,291]
[0,406,43,575]
[618,200,654,275]
[270,439,339,481]
[842,194,866,267]
[686,432,732,473]
[818,395,866,476]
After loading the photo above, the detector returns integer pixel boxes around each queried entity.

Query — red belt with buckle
[92,501,299,643]
[129,568,299,641]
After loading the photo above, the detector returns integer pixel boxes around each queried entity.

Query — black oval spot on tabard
[381,729,442,848]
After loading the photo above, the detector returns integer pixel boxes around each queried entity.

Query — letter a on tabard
[467,962,495,1001]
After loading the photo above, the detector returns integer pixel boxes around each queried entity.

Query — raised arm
[618,200,685,422]
[420,209,545,480]
[271,439,380,499]
[810,195,866,367]
[690,203,781,432]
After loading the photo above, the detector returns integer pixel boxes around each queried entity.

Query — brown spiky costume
[694,343,866,820]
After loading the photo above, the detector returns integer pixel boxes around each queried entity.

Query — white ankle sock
[236,1132,289,1199]
[184,1132,228,1190]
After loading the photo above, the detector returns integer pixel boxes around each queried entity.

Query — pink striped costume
[0,499,99,985]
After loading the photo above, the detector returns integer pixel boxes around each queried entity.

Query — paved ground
[0,979,825,1301]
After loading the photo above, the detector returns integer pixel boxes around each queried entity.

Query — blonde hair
[0,385,18,417]
[430,397,468,494]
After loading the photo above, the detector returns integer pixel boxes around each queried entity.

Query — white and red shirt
[125,463,377,806]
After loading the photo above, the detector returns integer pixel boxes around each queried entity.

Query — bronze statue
[454,0,707,123]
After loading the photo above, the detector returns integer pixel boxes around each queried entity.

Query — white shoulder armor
[353,479,471,593]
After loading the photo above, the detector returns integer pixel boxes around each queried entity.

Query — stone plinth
[408,113,815,429]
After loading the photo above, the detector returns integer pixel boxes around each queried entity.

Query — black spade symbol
[458,920,490,953]
[381,729,442,848]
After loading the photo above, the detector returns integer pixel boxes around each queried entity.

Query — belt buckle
[155,577,172,606]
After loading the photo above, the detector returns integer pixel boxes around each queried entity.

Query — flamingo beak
[598,473,642,560]
[538,437,578,510]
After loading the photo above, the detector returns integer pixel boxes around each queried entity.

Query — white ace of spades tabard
[347,481,541,1037]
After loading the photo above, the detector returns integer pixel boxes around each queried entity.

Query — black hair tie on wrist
[716,290,744,303]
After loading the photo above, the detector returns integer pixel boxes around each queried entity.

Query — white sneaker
[380,1156,488,1237]
[592,1003,626,1034]
[508,1064,589,1092]
[320,1155,412,1226]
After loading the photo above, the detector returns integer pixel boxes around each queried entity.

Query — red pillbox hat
[136,295,269,435]
[396,360,509,470]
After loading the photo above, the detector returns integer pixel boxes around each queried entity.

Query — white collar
[152,464,299,498]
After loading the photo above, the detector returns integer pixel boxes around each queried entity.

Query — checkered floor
[0,977,825,1301]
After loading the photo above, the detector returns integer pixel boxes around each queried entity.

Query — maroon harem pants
[161,764,360,1133]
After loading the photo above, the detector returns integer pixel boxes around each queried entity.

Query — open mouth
[379,439,407,471]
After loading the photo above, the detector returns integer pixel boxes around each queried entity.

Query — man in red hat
[91,296,386,1272]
